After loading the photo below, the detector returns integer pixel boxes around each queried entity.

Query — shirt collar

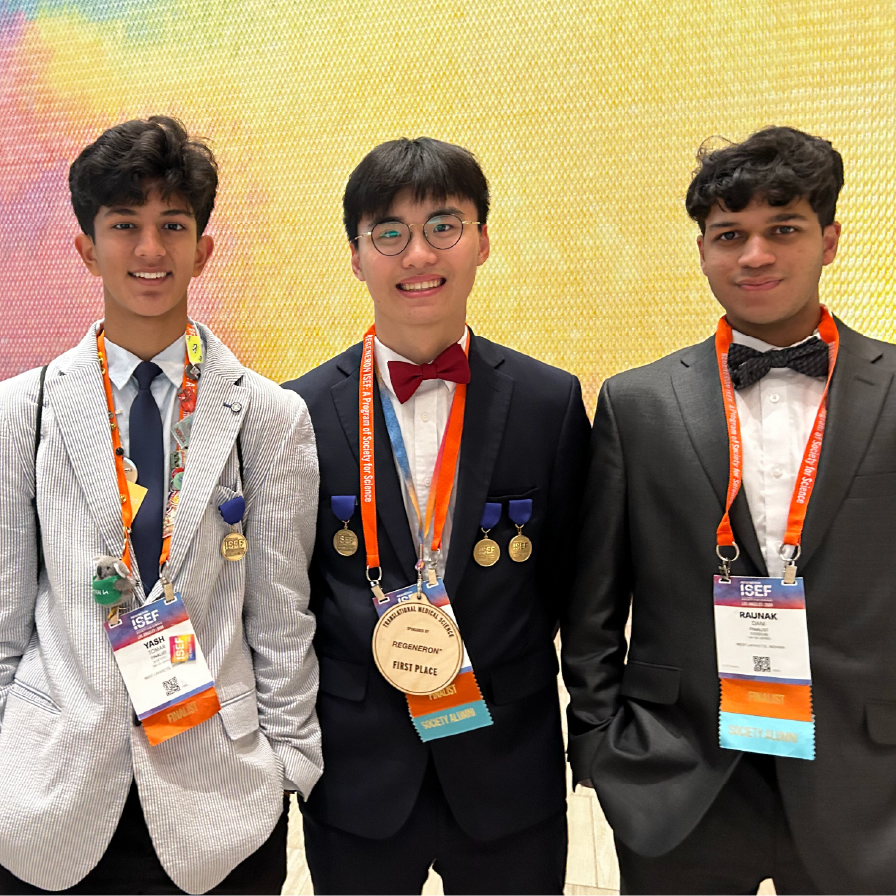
[104,332,188,392]
[731,328,820,353]
[374,328,469,400]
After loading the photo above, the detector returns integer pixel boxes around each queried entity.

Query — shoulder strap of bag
[33,366,47,579]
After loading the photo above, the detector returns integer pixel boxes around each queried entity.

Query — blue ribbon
[331,495,357,522]
[218,496,245,525]
[508,499,532,526]
[480,502,502,530]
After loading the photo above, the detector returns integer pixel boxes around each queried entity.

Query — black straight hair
[343,137,489,242]
[69,116,218,239]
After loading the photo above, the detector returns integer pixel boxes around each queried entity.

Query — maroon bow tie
[387,343,471,403]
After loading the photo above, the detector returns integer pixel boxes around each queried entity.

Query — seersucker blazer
[0,322,322,894]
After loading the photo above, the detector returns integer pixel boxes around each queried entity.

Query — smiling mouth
[397,278,445,292]
[130,272,170,280]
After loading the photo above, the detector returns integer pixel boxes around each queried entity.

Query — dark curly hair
[69,116,218,239]
[343,137,489,242]
[685,126,844,233]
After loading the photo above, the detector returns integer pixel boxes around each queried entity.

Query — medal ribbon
[714,307,839,555]
[358,325,468,577]
[97,323,200,576]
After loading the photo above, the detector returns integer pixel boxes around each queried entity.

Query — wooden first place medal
[372,594,464,696]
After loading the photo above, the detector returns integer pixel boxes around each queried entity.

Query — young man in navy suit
[284,137,590,895]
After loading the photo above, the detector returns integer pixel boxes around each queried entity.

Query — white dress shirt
[374,331,468,579]
[732,330,826,577]
[104,332,194,484]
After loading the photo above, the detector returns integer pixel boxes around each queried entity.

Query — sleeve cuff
[275,743,323,800]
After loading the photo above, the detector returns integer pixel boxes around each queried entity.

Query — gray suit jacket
[0,323,322,894]
[562,320,896,893]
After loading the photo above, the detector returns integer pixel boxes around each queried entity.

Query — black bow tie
[727,337,829,390]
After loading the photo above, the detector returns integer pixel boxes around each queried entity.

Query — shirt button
[772,466,783,479]
[421,412,430,422]
[424,476,432,487]
[769,393,781,403]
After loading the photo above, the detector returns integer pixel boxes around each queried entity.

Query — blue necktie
[130,361,164,594]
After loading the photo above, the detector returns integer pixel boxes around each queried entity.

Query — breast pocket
[847,472,896,501]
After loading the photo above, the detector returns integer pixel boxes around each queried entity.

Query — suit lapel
[165,327,248,582]
[45,326,127,559]
[671,338,767,576]
[444,335,514,596]
[799,324,893,570]
[330,348,418,582]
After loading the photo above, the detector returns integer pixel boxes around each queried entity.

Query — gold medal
[473,536,500,567]
[221,531,248,561]
[372,596,464,695]
[122,457,138,483]
[333,524,359,557]
[509,530,532,563]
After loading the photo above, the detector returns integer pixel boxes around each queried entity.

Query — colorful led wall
[1,0,894,409]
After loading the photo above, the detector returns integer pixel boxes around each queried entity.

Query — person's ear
[822,222,841,266]
[74,233,101,276]
[192,235,214,277]
[477,224,490,266]
[351,243,366,282]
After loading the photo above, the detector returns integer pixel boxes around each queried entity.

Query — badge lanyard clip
[716,543,740,584]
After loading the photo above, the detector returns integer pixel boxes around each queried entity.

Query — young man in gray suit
[564,127,896,893]
[0,117,322,894]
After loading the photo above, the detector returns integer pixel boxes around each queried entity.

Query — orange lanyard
[96,325,196,573]
[358,325,468,586]
[714,307,839,573]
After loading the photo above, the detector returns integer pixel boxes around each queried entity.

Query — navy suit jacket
[284,332,590,840]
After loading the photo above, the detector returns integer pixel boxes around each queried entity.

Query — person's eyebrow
[427,206,465,218]
[369,214,406,228]
[368,206,467,229]
[707,212,809,231]
[102,206,194,218]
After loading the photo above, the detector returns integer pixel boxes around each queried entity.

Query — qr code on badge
[753,656,771,673]
[162,677,181,697]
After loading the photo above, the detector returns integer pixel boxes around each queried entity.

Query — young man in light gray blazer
[0,117,322,894]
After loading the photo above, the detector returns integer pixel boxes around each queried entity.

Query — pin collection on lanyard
[711,306,839,761]
[92,326,204,619]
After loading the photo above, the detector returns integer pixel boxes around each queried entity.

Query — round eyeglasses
[353,214,479,256]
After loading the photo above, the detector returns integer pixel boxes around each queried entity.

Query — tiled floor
[282,679,776,896]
